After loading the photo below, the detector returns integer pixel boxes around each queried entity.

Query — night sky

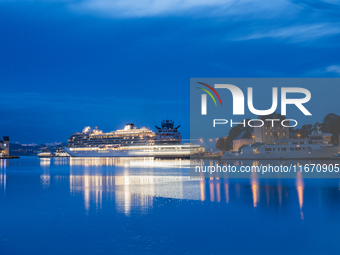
[1,0,340,144]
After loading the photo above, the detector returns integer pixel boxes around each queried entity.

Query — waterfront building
[0,136,9,156]
[253,113,289,144]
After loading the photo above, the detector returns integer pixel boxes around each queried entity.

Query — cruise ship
[221,130,340,160]
[63,120,204,158]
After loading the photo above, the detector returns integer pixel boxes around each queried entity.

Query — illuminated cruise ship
[63,120,204,158]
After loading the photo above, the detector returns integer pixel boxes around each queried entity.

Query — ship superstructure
[67,124,155,149]
[155,120,181,145]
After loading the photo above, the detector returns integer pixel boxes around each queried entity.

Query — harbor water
[1,157,340,254]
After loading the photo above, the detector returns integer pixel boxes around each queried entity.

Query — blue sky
[1,0,340,144]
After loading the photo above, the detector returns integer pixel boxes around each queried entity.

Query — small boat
[37,149,52,158]
[331,153,340,160]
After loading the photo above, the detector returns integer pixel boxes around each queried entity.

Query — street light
[209,139,213,154]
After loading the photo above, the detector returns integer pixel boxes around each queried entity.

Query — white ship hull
[63,148,150,157]
[222,146,340,160]
[63,145,201,158]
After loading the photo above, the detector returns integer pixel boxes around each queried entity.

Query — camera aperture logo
[196,82,223,115]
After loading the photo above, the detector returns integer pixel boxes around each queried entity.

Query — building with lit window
[253,113,289,144]
[0,136,9,156]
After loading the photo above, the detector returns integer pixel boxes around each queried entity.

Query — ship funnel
[124,123,135,130]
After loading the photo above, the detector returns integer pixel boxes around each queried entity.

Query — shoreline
[0,156,20,159]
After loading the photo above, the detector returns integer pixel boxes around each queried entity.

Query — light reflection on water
[1,157,333,217]
[1,157,338,214]
[70,174,199,213]
[1,157,340,254]
[1,157,339,214]
[0,159,6,194]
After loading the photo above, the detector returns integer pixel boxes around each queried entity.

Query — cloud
[45,142,62,146]
[0,92,185,128]
[325,65,340,74]
[0,92,184,111]
[21,143,38,146]
[301,64,340,77]
[0,91,188,143]
[2,0,340,43]
[59,0,340,44]
[70,0,290,18]
[62,0,340,45]
[236,23,340,42]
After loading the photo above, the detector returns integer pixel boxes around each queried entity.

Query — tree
[215,137,228,151]
[321,113,340,144]
[291,124,313,138]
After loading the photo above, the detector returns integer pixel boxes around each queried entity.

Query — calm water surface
[1,157,340,255]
